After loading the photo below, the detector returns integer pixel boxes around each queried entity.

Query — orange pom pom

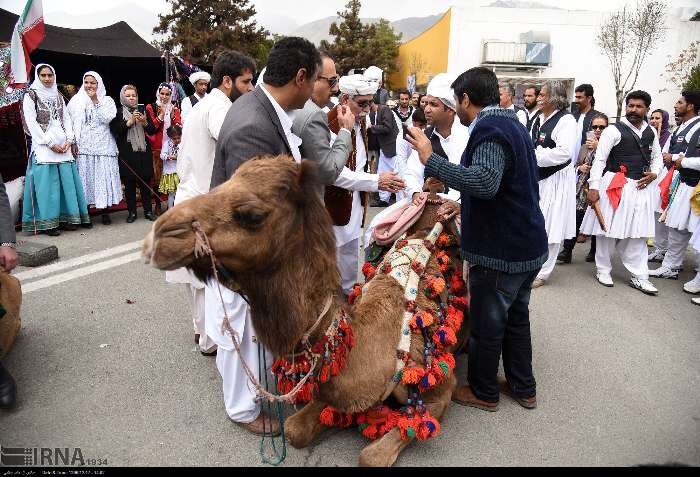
[319,406,337,426]
[432,325,457,348]
[450,272,465,296]
[362,262,377,280]
[451,296,468,310]
[401,366,425,385]
[410,310,436,331]
[436,233,450,248]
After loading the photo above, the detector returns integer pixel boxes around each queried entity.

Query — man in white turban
[402,73,469,200]
[364,65,388,105]
[181,71,211,122]
[330,74,405,293]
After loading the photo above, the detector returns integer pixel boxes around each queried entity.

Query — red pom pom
[451,296,468,310]
[361,262,377,280]
[319,406,336,426]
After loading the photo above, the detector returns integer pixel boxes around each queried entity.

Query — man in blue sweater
[406,67,548,411]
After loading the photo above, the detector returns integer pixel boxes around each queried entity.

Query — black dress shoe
[0,362,17,409]
[101,213,112,225]
[144,212,156,222]
[43,228,61,236]
[556,249,572,264]
[126,212,137,223]
[81,221,93,229]
[370,199,390,208]
[62,223,78,231]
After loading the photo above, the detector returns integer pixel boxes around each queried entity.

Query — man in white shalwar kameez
[530,81,578,288]
[364,73,469,246]
[649,92,700,289]
[580,90,661,295]
[165,51,255,356]
[332,74,405,294]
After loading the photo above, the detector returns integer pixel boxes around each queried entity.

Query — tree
[684,65,700,91]
[596,0,667,118]
[659,41,699,93]
[320,0,401,80]
[153,0,270,66]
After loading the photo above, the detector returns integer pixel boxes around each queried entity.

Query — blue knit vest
[461,110,548,273]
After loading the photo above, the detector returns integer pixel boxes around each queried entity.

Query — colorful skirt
[159,173,180,194]
[22,152,91,232]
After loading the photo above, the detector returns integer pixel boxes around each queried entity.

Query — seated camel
[143,155,467,467]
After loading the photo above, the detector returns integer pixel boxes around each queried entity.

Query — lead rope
[191,221,331,404]
[258,343,286,465]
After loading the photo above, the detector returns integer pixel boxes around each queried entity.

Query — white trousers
[377,152,396,202]
[337,238,360,295]
[660,227,696,271]
[537,242,561,281]
[186,285,216,353]
[595,236,649,279]
[654,213,669,252]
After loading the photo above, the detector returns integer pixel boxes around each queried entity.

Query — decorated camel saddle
[144,155,468,467]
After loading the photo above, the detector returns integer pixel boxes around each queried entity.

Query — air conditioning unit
[482,42,551,66]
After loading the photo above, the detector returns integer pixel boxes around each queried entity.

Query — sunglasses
[590,125,606,130]
[353,98,374,109]
[318,75,339,88]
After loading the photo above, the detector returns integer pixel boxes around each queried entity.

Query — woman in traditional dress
[145,83,181,215]
[110,85,157,223]
[21,64,90,236]
[68,71,122,225]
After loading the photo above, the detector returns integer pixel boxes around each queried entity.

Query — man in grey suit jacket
[210,37,321,188]
[0,173,18,409]
[292,51,355,195]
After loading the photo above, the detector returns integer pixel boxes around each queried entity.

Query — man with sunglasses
[292,51,355,196]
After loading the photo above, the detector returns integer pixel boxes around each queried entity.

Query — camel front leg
[284,400,329,449]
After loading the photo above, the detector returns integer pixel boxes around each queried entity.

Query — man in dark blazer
[0,173,18,409]
[210,37,321,188]
[367,102,399,206]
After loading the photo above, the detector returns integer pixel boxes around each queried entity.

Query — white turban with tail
[363,65,383,82]
[189,71,211,85]
[339,74,379,96]
[426,73,457,111]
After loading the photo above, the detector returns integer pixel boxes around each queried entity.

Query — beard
[524,100,537,110]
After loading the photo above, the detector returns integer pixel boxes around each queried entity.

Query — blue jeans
[467,265,538,402]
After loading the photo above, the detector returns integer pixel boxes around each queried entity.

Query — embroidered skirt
[159,173,180,194]
[76,154,123,209]
[538,165,577,244]
[22,152,91,232]
[580,171,658,239]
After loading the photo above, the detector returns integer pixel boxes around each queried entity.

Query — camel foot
[284,400,328,449]
[358,428,409,467]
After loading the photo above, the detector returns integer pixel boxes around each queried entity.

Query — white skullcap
[189,71,211,85]
[363,65,383,82]
[426,73,457,111]
[339,74,379,96]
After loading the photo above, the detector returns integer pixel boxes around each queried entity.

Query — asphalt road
[1,207,699,467]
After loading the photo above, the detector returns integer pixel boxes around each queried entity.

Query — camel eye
[233,209,267,229]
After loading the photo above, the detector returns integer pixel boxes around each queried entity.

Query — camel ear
[296,159,321,202]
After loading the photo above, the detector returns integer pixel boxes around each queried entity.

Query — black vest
[526,109,539,132]
[531,110,572,180]
[605,123,654,180]
[669,116,700,154]
[187,94,201,108]
[367,110,380,151]
[425,125,451,194]
[679,124,700,187]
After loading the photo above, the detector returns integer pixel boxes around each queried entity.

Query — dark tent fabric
[0,8,164,101]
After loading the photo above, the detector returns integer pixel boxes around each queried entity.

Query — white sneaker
[596,272,614,287]
[648,265,679,279]
[630,277,658,295]
[691,297,700,306]
[683,276,700,294]
[647,248,666,262]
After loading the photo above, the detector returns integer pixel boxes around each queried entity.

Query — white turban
[426,73,457,111]
[339,74,379,96]
[363,65,383,82]
[189,71,211,85]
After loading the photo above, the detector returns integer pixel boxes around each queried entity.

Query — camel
[143,155,467,467]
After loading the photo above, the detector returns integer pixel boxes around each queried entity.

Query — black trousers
[562,208,596,254]
[119,152,153,214]
[467,265,538,402]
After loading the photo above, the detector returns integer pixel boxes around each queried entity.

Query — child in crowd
[159,124,181,210]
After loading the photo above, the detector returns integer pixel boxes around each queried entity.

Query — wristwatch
[1,242,17,249]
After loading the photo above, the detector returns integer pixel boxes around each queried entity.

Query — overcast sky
[1,0,698,29]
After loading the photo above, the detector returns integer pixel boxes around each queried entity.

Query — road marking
[14,240,143,282]
[21,251,144,294]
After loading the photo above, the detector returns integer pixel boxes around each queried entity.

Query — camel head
[143,155,338,292]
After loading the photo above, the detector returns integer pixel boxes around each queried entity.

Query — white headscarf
[189,71,211,85]
[68,71,107,142]
[426,73,457,111]
[29,63,59,101]
[339,74,379,97]
[155,82,175,153]
[363,66,383,83]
